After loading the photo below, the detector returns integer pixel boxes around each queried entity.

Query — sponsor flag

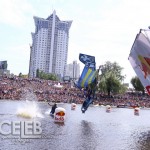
[129,31,150,95]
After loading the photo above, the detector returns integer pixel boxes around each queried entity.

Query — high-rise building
[29,10,72,78]
[0,61,10,76]
[65,61,80,80]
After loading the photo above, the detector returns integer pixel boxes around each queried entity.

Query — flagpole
[128,30,141,59]
[141,28,150,44]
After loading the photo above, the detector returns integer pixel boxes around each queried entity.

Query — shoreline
[1,99,150,110]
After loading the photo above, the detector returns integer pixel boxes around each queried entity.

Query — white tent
[54,83,63,88]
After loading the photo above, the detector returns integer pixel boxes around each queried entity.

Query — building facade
[65,61,80,80]
[29,10,72,78]
[0,61,10,76]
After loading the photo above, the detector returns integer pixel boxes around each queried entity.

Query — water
[16,100,43,118]
[0,100,150,150]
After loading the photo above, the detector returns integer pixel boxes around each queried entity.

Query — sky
[1,0,150,86]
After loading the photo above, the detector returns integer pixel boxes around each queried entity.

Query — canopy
[54,83,63,88]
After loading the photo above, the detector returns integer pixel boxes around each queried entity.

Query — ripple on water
[0,102,150,150]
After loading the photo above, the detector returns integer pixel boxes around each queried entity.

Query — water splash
[45,109,51,115]
[16,100,44,118]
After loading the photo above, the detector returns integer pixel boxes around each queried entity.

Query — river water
[0,100,150,150]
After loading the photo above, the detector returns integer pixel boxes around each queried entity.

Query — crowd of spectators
[0,76,84,103]
[1,76,150,108]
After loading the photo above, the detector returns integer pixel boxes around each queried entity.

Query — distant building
[29,10,72,78]
[0,61,10,76]
[0,69,10,76]
[65,61,80,80]
[0,61,7,70]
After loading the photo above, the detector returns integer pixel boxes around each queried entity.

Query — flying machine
[75,53,100,113]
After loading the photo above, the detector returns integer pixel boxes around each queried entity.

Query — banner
[129,32,150,95]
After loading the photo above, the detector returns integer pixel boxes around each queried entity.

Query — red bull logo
[138,55,150,78]
[55,111,65,116]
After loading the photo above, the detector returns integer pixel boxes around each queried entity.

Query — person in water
[49,103,57,115]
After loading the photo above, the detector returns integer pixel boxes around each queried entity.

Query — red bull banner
[129,31,150,95]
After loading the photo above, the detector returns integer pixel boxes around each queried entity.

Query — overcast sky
[1,0,150,86]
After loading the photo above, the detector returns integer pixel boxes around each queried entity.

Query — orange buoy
[134,107,140,116]
[54,107,66,123]
[71,103,77,110]
[106,105,111,113]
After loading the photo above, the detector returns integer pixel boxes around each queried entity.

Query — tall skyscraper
[29,10,72,78]
[65,61,80,80]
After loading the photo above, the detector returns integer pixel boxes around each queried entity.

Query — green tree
[131,76,145,95]
[19,72,22,77]
[100,61,125,81]
[98,61,127,96]
[37,70,58,81]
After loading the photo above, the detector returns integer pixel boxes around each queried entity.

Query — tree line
[18,61,144,96]
[97,61,144,96]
